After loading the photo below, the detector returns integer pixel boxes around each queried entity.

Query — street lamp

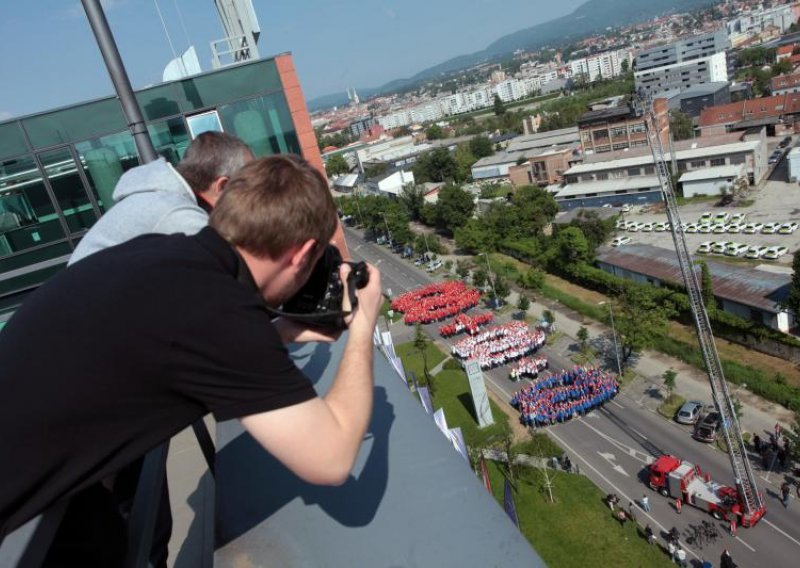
[598,301,623,377]
[381,213,392,244]
[478,252,499,309]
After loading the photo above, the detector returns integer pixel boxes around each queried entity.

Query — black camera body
[280,244,369,329]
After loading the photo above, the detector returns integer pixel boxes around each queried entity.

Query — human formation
[509,356,549,381]
[439,311,494,338]
[451,321,546,370]
[511,366,619,427]
[390,281,480,325]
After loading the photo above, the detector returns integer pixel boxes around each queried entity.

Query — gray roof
[555,176,662,198]
[596,243,789,313]
[679,164,744,182]
[506,127,580,153]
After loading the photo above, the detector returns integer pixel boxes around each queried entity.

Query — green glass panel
[0,263,65,297]
[0,241,71,273]
[22,98,126,149]
[175,59,281,111]
[0,122,28,160]
[136,84,183,121]
[38,148,97,233]
[147,117,190,164]
[75,131,140,211]
[218,92,300,158]
[0,154,67,256]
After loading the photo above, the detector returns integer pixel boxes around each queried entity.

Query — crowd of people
[510,366,619,427]
[509,356,549,381]
[391,281,480,325]
[439,312,494,338]
[451,321,546,370]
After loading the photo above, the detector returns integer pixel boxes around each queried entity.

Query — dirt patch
[544,274,609,305]
[487,388,529,443]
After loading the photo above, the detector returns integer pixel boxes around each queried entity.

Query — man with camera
[0,155,382,565]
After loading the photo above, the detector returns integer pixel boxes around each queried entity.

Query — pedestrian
[644,523,657,545]
[781,482,791,508]
[675,497,682,514]
[668,540,677,560]
[753,434,762,454]
[720,548,735,568]
[627,501,637,523]
[729,517,737,537]
[606,494,615,511]
[675,546,687,567]
[775,422,782,441]
[641,494,651,512]
[616,509,628,528]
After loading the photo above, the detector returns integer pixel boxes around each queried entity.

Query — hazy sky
[0,0,586,119]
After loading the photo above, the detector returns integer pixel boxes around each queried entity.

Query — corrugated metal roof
[595,243,789,313]
[679,164,744,182]
[555,176,661,198]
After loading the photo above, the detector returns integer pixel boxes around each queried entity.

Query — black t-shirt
[0,227,316,537]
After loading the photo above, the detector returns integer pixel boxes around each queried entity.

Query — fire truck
[648,455,766,527]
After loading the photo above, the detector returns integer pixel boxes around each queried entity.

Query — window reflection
[218,93,300,157]
[75,131,140,211]
[147,117,191,164]
[38,148,97,234]
[0,154,66,257]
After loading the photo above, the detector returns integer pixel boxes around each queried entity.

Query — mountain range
[307,0,720,112]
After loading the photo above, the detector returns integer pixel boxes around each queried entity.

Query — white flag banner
[433,408,448,435]
[448,427,469,463]
[381,331,395,358]
[373,326,381,346]
[389,356,406,383]
[418,386,433,415]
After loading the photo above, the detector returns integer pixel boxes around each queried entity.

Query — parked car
[762,222,780,234]
[769,155,779,165]
[730,213,746,224]
[713,212,730,224]
[427,260,443,272]
[742,223,763,234]
[414,257,426,266]
[627,222,643,232]
[726,223,742,234]
[744,245,769,259]
[698,224,713,234]
[699,212,713,224]
[763,246,789,260]
[685,223,699,233]
[621,204,632,213]
[616,219,629,230]
[778,222,799,234]
[654,222,667,232]
[694,412,722,443]
[712,224,727,234]
[676,400,705,425]
[641,222,654,232]
[711,241,731,254]
[725,243,749,256]
[697,241,715,254]
[611,236,632,247]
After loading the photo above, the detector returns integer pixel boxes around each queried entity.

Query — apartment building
[577,98,669,154]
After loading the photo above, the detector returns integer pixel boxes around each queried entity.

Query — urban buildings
[568,49,632,83]
[771,73,800,96]
[667,82,731,117]
[577,97,669,154]
[634,30,730,97]
[726,2,800,47]
[699,92,800,136]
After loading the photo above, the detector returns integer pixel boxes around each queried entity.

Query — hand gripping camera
[278,244,369,330]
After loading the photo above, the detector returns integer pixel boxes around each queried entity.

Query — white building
[568,49,631,83]
[494,79,528,102]
[726,3,797,46]
[678,164,746,198]
[376,170,415,197]
[788,147,800,181]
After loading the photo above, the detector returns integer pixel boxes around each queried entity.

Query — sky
[0,0,586,120]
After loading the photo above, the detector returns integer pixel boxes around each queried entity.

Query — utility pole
[479,252,499,309]
[81,0,157,164]
[599,301,623,376]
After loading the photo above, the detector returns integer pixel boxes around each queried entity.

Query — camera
[280,244,369,330]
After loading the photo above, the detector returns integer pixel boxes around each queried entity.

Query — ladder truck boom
[637,93,766,527]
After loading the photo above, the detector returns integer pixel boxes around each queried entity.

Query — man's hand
[271,316,342,344]
[340,262,382,334]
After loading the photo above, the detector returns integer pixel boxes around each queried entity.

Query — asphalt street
[346,227,800,567]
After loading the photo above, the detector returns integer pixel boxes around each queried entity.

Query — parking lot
[613,142,800,268]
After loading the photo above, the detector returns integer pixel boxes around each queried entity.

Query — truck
[648,455,766,527]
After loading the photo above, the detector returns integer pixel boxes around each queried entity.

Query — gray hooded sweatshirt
[69,158,208,265]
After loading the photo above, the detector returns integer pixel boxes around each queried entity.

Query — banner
[418,386,434,415]
[389,356,406,383]
[503,478,520,528]
[448,427,469,462]
[409,371,419,391]
[480,456,492,494]
[433,408,448,435]
[381,331,395,358]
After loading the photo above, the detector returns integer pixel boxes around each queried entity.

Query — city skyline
[0,0,585,121]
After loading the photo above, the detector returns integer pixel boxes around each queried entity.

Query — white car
[698,224,713,234]
[685,223,699,233]
[778,222,799,234]
[727,223,742,234]
[744,245,769,259]
[654,222,667,232]
[730,213,746,224]
[699,212,713,224]
[427,260,443,272]
[725,243,749,256]
[641,222,654,232]
[763,246,789,260]
[611,236,632,247]
[627,222,643,232]
[762,222,780,234]
[697,241,715,254]
[621,204,632,213]
[711,241,731,254]
[742,223,763,234]
[615,219,628,230]
[712,224,727,234]
[713,212,731,224]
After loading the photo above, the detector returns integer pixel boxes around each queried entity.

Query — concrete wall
[682,177,734,197]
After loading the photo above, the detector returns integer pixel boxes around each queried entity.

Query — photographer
[0,155,382,565]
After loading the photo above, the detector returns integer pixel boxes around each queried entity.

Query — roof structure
[555,176,661,198]
[771,73,800,92]
[679,164,745,182]
[699,92,800,128]
[582,132,744,164]
[595,243,789,313]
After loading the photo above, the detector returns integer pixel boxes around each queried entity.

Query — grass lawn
[657,393,685,419]
[486,462,673,568]
[395,340,447,383]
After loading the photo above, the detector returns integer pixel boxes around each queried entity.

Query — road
[346,227,800,566]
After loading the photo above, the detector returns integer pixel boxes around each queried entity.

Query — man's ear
[204,176,229,206]
[289,239,318,270]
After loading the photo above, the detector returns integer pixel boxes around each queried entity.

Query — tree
[325,153,350,177]
[669,110,694,141]
[435,184,475,235]
[662,368,677,396]
[518,295,531,316]
[455,260,469,279]
[453,143,477,183]
[518,267,545,291]
[472,269,487,289]
[783,410,800,464]
[413,324,434,396]
[547,226,590,271]
[444,260,453,272]
[426,124,445,140]
[413,147,457,183]
[577,326,589,352]
[469,135,494,159]
[493,94,507,116]
[614,286,675,364]
[620,59,630,73]
[398,184,426,221]
[543,310,555,325]
[699,261,715,314]
[493,276,510,303]
[783,251,800,316]
[516,154,528,166]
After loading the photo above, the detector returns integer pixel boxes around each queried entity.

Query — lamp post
[353,191,365,227]
[479,252,499,309]
[599,301,623,377]
[381,213,392,245]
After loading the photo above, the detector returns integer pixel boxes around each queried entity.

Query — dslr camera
[280,244,369,330]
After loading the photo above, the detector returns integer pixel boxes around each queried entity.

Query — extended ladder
[638,96,766,526]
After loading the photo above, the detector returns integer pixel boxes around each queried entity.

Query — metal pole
[607,305,623,377]
[82,0,157,164]
[481,252,498,309]
[381,214,392,243]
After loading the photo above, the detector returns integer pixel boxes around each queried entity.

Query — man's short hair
[176,131,252,193]
[209,154,338,258]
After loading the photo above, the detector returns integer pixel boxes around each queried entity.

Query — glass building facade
[0,56,310,325]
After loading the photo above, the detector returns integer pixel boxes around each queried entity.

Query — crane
[637,93,766,527]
